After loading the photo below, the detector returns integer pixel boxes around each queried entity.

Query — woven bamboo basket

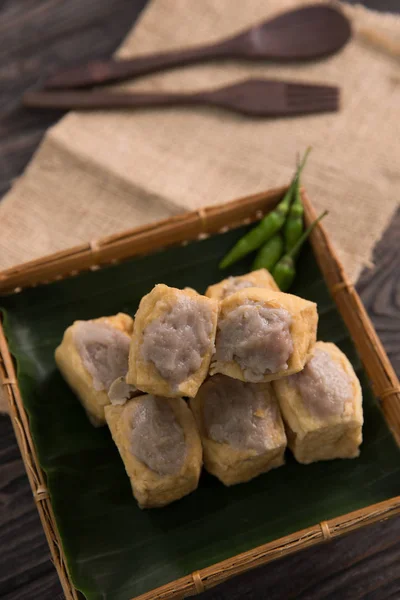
[0,187,399,600]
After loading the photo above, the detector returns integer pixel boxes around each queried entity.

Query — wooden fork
[23,78,339,117]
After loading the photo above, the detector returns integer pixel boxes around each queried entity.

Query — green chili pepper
[272,210,328,291]
[219,156,309,270]
[252,233,284,271]
[284,147,311,252]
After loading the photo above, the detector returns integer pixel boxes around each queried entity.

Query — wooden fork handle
[23,90,206,111]
[44,42,233,90]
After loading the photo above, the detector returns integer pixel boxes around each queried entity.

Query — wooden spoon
[44,4,351,90]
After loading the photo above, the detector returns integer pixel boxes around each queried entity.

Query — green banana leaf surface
[1,225,399,600]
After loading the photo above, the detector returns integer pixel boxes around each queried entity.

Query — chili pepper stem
[279,146,311,216]
[284,147,312,253]
[282,146,312,205]
[287,210,328,260]
[299,146,312,171]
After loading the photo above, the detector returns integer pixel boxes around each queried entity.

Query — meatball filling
[141,296,213,389]
[130,396,186,475]
[201,375,278,453]
[215,302,293,381]
[291,349,352,418]
[108,376,137,405]
[74,321,130,391]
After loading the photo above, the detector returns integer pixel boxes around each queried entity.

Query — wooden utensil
[24,78,339,117]
[43,4,351,90]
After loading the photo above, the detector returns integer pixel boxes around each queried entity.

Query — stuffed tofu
[205,268,279,301]
[273,341,363,463]
[127,284,218,398]
[190,374,286,485]
[210,288,317,383]
[105,395,202,508]
[55,313,134,426]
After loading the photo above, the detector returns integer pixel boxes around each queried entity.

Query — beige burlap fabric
[0,0,399,413]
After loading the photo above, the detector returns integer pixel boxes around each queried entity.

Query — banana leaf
[1,225,399,600]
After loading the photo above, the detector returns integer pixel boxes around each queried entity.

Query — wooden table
[0,2,399,599]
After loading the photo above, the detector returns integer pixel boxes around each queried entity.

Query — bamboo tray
[0,187,399,600]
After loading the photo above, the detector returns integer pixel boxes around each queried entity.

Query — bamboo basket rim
[0,186,286,295]
[0,187,399,600]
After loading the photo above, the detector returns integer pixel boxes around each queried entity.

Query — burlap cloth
[0,0,399,413]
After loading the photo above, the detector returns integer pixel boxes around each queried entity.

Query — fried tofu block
[105,395,202,508]
[273,341,363,463]
[210,288,317,383]
[190,374,286,485]
[55,313,133,426]
[205,269,279,301]
[127,284,218,398]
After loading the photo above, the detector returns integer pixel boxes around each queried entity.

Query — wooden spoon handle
[44,42,233,90]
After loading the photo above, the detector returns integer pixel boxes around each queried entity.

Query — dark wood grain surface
[0,2,399,599]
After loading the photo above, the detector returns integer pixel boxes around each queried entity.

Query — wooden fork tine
[287,95,339,109]
[291,92,339,105]
[287,84,339,98]
[287,83,338,94]
[286,83,339,112]
[287,97,339,114]
[288,93,340,107]
[287,83,339,107]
